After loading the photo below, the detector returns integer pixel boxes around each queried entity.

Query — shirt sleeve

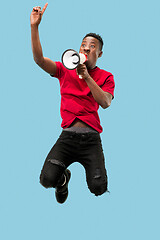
[50,61,65,79]
[101,74,115,99]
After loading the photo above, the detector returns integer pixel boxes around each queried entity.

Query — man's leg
[84,156,108,196]
[39,131,74,203]
[40,159,71,204]
[79,133,109,196]
[40,158,66,189]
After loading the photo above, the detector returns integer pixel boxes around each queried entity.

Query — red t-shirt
[51,61,115,133]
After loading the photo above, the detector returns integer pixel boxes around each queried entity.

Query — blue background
[1,0,160,239]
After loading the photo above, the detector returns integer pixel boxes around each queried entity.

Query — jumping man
[30,3,115,204]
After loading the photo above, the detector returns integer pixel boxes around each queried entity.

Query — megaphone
[61,49,87,70]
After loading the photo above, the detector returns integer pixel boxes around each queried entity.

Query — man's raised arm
[30,3,57,75]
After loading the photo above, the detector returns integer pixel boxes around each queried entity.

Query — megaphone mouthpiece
[79,52,87,64]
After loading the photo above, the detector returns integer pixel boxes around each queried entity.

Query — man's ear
[98,51,103,58]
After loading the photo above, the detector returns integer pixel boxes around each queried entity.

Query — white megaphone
[61,49,87,78]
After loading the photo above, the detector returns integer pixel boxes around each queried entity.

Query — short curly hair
[83,33,104,51]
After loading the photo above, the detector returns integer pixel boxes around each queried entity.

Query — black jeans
[40,130,108,196]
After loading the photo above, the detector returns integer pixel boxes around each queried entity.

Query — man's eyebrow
[82,40,96,44]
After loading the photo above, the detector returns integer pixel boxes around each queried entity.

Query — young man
[30,3,115,204]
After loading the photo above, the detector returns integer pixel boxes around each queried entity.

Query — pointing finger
[41,3,48,15]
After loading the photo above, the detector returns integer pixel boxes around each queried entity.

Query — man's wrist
[31,24,39,30]
[84,74,92,82]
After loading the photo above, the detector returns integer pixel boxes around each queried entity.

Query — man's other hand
[30,3,48,27]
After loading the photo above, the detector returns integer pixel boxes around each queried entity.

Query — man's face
[79,36,103,69]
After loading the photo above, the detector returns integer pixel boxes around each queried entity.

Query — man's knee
[39,159,65,189]
[89,179,108,196]
[88,168,108,196]
[40,172,57,188]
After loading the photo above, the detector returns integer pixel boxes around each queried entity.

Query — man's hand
[30,3,48,27]
[76,64,90,80]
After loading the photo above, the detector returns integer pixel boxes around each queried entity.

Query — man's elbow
[101,100,111,109]
[33,56,44,67]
